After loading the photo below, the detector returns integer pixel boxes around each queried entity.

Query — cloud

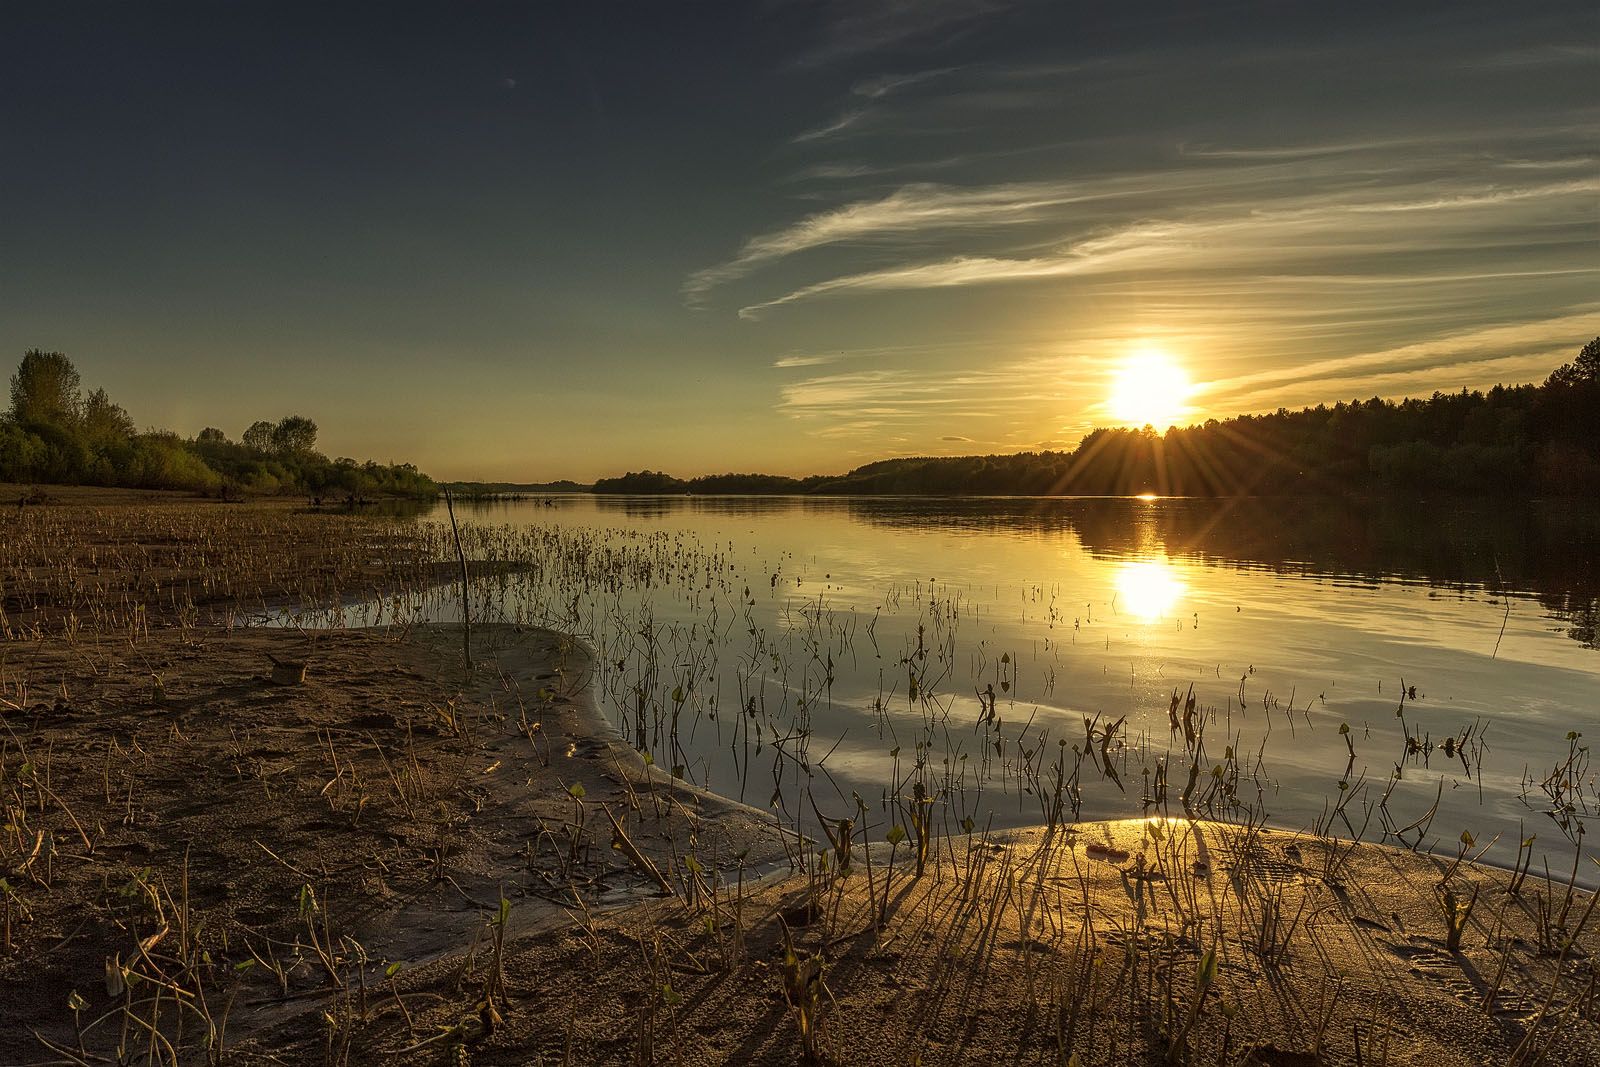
[773,353,845,368]
[940,434,974,442]
[685,180,1106,303]
[784,162,886,182]
[793,109,867,143]
[1200,310,1600,407]
[693,130,1598,308]
[734,176,1599,317]
[790,68,958,145]
[792,1,1010,67]
[852,68,956,99]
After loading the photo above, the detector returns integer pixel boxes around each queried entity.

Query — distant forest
[443,480,590,497]
[596,339,1600,498]
[0,350,436,499]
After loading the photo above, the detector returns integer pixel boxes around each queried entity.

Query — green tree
[82,387,134,444]
[9,349,82,426]
[197,426,228,444]
[242,420,275,452]
[270,414,318,456]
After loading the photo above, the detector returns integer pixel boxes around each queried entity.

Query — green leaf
[887,824,907,846]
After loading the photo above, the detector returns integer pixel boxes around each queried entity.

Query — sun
[1108,349,1192,428]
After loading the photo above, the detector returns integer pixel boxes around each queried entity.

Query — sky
[2,2,1596,482]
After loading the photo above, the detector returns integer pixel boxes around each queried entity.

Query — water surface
[404,494,1598,877]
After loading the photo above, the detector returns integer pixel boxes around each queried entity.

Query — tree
[196,427,228,444]
[270,415,318,456]
[1578,337,1600,381]
[82,387,134,444]
[242,420,275,452]
[1547,336,1600,387]
[9,349,82,426]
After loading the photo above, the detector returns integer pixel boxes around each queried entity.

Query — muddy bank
[0,623,789,1064]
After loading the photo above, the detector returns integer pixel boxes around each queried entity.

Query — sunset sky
[3,2,1595,481]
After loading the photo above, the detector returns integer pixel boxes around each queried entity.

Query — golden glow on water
[1109,349,1193,428]
[1115,557,1186,621]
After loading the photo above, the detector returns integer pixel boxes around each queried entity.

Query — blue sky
[2,2,1595,480]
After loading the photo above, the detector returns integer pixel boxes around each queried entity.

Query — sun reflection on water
[1115,557,1186,621]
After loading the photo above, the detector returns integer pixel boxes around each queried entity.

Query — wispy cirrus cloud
[772,353,842,368]
[1198,310,1600,408]
[791,67,958,144]
[683,179,1092,303]
[790,0,1011,67]
[733,175,1599,317]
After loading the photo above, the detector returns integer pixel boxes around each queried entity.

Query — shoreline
[3,618,1598,1064]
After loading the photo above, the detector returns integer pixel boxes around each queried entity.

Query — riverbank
[0,622,792,1063]
[2,495,1597,1064]
[6,625,1597,1065]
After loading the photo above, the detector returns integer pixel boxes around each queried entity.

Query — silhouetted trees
[1548,336,1599,387]
[0,351,436,498]
[592,471,834,494]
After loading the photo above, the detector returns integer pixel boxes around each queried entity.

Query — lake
[387,494,1598,879]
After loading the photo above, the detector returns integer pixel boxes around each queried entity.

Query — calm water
[400,494,1598,877]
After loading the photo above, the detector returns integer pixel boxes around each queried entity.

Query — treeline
[444,480,590,497]
[0,350,437,499]
[592,471,830,494]
[596,339,1600,498]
